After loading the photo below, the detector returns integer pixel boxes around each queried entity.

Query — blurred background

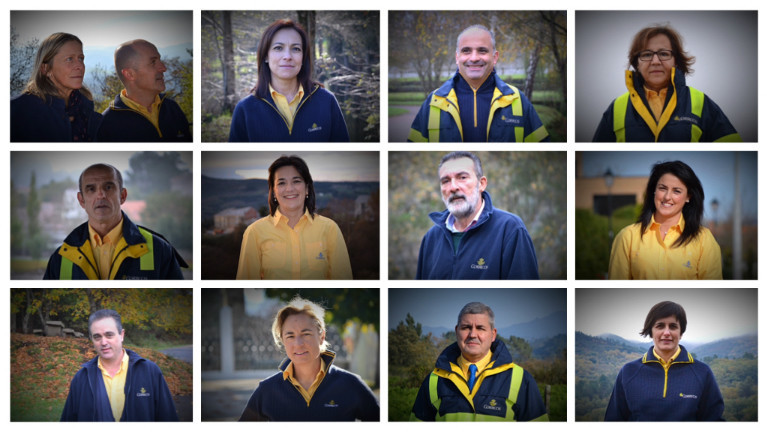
[10,288,193,421]
[389,151,566,279]
[10,11,193,130]
[388,288,566,421]
[201,288,379,421]
[575,151,757,279]
[388,10,566,142]
[201,151,380,279]
[201,11,380,142]
[10,151,193,279]
[575,288,757,421]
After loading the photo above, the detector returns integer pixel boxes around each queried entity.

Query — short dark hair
[439,151,484,179]
[253,20,320,99]
[267,155,316,218]
[78,163,124,193]
[628,24,695,76]
[88,309,123,337]
[638,160,704,247]
[114,39,157,86]
[640,301,687,337]
[456,302,495,329]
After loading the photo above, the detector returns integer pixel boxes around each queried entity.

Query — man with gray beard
[415,152,539,279]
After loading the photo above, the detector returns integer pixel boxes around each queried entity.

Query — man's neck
[124,89,157,112]
[90,216,122,239]
[100,349,125,374]
[460,72,493,91]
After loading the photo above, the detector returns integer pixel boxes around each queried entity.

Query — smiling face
[77,166,126,231]
[455,28,498,89]
[45,40,85,99]
[439,157,487,221]
[282,312,324,367]
[651,316,681,359]
[90,317,124,361]
[637,34,676,92]
[456,313,497,363]
[653,173,689,224]
[274,164,308,216]
[268,27,303,84]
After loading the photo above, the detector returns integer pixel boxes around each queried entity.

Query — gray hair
[439,151,484,179]
[88,309,123,336]
[455,24,496,53]
[457,302,495,329]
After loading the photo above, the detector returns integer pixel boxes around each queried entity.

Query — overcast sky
[576,288,757,344]
[389,288,565,330]
[202,151,380,182]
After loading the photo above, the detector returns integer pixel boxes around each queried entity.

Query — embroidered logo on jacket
[679,393,698,399]
[684,260,692,268]
[324,400,339,407]
[483,399,503,411]
[471,258,489,270]
[316,252,325,260]
[308,123,323,133]
[137,387,151,397]
[673,115,699,126]
[500,115,522,125]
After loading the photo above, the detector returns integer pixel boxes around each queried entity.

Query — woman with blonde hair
[11,32,102,142]
[239,297,379,421]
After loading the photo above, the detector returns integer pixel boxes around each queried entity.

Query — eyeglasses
[638,50,674,62]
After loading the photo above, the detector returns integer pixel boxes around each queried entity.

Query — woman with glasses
[593,25,741,142]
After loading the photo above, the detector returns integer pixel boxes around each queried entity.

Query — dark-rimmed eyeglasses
[638,50,674,62]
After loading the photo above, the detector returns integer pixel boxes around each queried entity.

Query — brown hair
[267,155,316,218]
[628,25,695,76]
[640,301,687,337]
[24,32,93,101]
[271,296,329,351]
[253,19,320,99]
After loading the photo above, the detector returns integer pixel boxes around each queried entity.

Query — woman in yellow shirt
[236,155,353,279]
[608,160,722,279]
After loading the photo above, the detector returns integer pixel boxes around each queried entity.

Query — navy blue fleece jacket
[97,93,191,142]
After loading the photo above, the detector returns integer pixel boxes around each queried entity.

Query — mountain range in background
[578,331,758,360]
[202,175,379,221]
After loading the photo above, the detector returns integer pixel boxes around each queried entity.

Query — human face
[455,29,498,88]
[268,28,303,84]
[274,165,308,216]
[90,317,125,361]
[456,313,497,363]
[653,173,689,224]
[651,316,681,359]
[127,42,167,97]
[637,34,676,92]
[439,157,487,220]
[282,313,324,367]
[77,166,126,229]
[45,40,85,99]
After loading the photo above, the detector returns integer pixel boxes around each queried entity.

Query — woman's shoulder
[312,213,342,229]
[11,92,51,109]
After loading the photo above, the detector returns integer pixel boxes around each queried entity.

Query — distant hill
[531,333,566,359]
[201,175,379,220]
[498,310,566,341]
[690,334,758,359]
[596,333,650,351]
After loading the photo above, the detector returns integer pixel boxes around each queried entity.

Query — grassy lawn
[389,107,409,117]
[389,91,427,105]
[11,258,48,273]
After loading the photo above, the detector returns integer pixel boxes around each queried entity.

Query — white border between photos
[1,1,765,431]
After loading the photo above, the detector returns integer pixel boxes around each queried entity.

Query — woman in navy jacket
[228,19,349,142]
[11,32,102,142]
[605,301,724,421]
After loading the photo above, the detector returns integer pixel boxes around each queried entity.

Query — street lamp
[604,168,615,240]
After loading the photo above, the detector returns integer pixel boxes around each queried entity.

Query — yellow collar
[457,349,493,380]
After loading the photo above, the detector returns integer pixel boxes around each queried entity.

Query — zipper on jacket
[110,97,165,138]
[77,247,101,278]
[109,244,132,279]
[261,85,319,136]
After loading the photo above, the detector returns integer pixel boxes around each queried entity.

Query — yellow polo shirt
[89,219,124,280]
[236,209,352,280]
[283,357,329,406]
[269,83,304,131]
[608,214,722,279]
[644,86,668,122]
[120,89,162,133]
[97,349,130,422]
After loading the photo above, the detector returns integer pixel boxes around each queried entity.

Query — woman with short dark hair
[605,301,724,421]
[593,24,740,142]
[236,155,352,279]
[608,160,722,279]
[228,19,349,142]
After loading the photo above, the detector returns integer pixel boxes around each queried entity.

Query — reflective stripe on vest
[613,92,630,142]
[689,87,704,142]
[428,105,441,142]
[138,227,155,271]
[428,94,526,142]
[511,96,524,142]
[60,258,74,280]
[429,364,526,421]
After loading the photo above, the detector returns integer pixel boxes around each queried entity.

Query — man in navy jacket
[61,309,178,422]
[416,152,539,279]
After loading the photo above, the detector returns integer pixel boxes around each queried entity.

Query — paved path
[161,345,193,364]
[388,105,420,142]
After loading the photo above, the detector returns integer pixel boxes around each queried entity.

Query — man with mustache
[43,163,187,279]
[61,309,179,421]
[416,152,539,279]
[408,24,549,142]
[97,39,191,142]
[411,302,548,421]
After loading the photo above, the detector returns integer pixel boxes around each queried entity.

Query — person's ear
[120,188,127,204]
[77,192,85,208]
